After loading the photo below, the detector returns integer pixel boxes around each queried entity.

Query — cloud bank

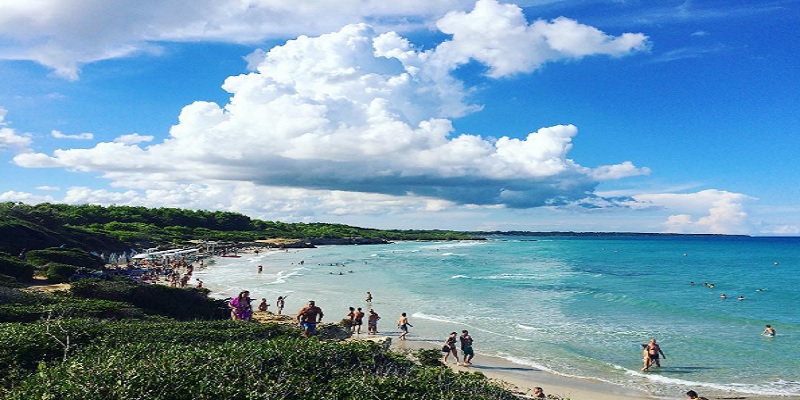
[13,2,650,212]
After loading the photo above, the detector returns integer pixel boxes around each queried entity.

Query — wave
[267,270,302,285]
[619,365,800,396]
[412,312,462,325]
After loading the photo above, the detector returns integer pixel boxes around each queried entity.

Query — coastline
[388,336,654,400]
[198,245,800,400]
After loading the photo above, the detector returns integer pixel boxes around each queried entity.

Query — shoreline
[387,335,655,400]
[195,249,800,400]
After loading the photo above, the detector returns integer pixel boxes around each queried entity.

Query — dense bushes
[24,248,104,270]
[45,263,80,282]
[0,254,34,282]
[4,337,518,400]
[71,279,228,320]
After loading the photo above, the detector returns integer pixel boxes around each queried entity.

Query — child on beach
[276,295,286,315]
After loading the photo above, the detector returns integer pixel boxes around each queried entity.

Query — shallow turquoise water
[196,236,800,398]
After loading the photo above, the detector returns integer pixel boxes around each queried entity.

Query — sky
[0,0,798,235]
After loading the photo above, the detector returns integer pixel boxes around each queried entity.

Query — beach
[196,236,800,399]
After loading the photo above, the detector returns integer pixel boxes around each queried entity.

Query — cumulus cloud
[0,0,475,80]
[0,108,32,152]
[635,190,754,234]
[51,130,94,140]
[434,0,649,77]
[12,9,649,210]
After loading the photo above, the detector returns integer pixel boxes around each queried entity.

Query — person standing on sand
[276,295,287,315]
[229,291,253,321]
[368,309,380,334]
[296,300,324,337]
[353,307,365,334]
[459,330,474,366]
[686,389,709,400]
[642,338,666,371]
[442,332,459,364]
[397,312,412,340]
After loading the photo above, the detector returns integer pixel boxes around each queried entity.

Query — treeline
[0,202,477,253]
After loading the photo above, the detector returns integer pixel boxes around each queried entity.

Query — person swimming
[761,324,776,337]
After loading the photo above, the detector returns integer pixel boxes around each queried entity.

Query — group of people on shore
[441,330,475,367]
[228,291,288,321]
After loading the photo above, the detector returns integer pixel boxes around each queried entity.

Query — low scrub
[0,255,34,282]
[4,337,519,400]
[25,248,104,270]
[70,279,228,320]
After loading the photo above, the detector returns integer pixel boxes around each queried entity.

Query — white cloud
[36,186,60,191]
[433,0,649,77]
[635,190,754,234]
[113,133,154,145]
[0,0,476,80]
[0,108,33,151]
[12,12,648,211]
[51,130,94,140]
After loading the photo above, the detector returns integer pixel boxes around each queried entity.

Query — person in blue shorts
[296,300,324,337]
[459,330,474,366]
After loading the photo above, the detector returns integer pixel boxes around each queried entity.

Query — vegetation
[0,280,526,399]
[0,202,478,256]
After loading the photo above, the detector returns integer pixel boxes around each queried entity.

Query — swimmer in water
[761,325,776,337]
[720,293,727,299]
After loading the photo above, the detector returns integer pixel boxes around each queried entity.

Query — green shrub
[0,298,147,323]
[25,248,104,269]
[4,337,518,400]
[45,263,81,283]
[414,348,445,367]
[0,319,299,389]
[0,274,22,288]
[70,279,229,320]
[0,255,34,282]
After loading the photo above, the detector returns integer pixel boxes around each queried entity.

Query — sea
[193,235,800,399]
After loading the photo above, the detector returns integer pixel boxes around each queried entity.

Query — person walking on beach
[296,300,324,337]
[642,338,666,371]
[229,290,253,321]
[442,332,459,364]
[346,307,356,331]
[397,312,412,340]
[368,309,380,334]
[459,330,474,366]
[366,291,373,303]
[276,295,287,315]
[686,390,709,400]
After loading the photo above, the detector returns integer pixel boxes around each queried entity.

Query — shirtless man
[296,300,324,337]
[762,324,776,337]
[642,338,666,371]
[397,312,412,340]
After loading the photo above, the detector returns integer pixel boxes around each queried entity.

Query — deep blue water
[196,235,800,398]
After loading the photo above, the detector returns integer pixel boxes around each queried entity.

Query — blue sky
[0,0,798,235]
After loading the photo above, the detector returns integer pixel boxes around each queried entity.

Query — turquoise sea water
[195,236,800,398]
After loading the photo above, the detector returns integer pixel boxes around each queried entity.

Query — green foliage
[44,263,80,283]
[0,254,35,282]
[4,337,519,400]
[70,279,228,320]
[1,202,479,254]
[24,248,104,270]
[415,348,446,367]
[0,297,147,323]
